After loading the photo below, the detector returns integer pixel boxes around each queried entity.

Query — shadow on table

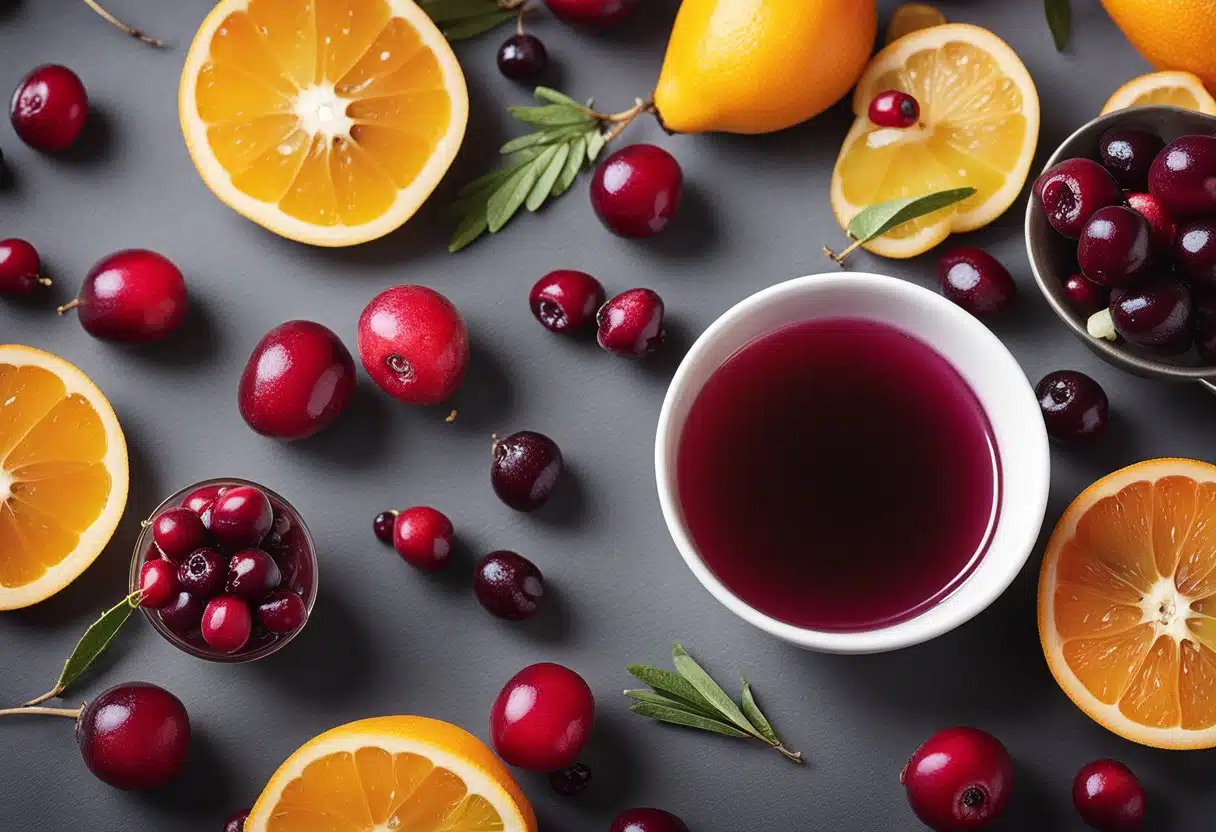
[137,729,236,816]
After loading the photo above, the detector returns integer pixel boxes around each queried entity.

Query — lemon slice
[1101,70,1216,115]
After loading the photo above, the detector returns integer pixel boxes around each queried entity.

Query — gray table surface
[3,1,1215,830]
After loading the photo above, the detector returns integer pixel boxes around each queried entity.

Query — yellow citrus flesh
[246,716,537,832]
[180,0,468,247]
[0,345,128,611]
[1101,0,1216,92]
[1101,70,1216,115]
[885,3,946,45]
[830,24,1039,259]
[1039,459,1216,749]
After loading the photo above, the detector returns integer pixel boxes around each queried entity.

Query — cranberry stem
[56,298,81,316]
[0,704,82,719]
[82,0,166,47]
[599,97,656,144]
[823,239,866,266]
[772,742,805,764]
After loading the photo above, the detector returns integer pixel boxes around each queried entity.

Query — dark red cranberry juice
[677,318,1000,631]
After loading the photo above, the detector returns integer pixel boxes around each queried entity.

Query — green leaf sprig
[823,186,976,265]
[625,643,804,764]
[447,87,652,252]
[1045,0,1071,51]
[418,0,526,41]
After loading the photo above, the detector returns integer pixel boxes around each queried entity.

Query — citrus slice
[1100,70,1216,115]
[830,23,1040,259]
[0,345,128,611]
[885,3,946,45]
[1039,458,1216,749]
[179,0,468,247]
[246,716,537,832]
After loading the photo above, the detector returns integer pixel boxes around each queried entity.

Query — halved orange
[1040,458,1216,749]
[1100,70,1216,115]
[0,345,128,610]
[246,716,536,832]
[179,0,468,247]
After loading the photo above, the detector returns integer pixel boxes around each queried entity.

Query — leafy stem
[0,705,83,720]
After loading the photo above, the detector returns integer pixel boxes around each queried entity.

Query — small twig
[82,0,166,47]
[22,686,64,707]
[0,704,82,719]
[772,743,805,764]
[599,97,656,144]
[823,239,864,266]
[445,409,458,424]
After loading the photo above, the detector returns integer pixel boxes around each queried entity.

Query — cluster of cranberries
[530,269,666,355]
[139,484,308,656]
[1036,131,1216,359]
[496,0,641,81]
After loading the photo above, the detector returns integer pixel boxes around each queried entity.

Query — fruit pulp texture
[0,363,113,588]
[677,319,1000,631]
[196,0,453,226]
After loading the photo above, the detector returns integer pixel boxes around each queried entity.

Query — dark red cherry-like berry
[610,808,690,832]
[0,239,48,296]
[490,662,594,772]
[902,727,1013,832]
[238,320,356,441]
[138,559,180,609]
[1064,273,1108,316]
[182,484,227,517]
[209,486,274,551]
[373,510,397,543]
[152,507,208,563]
[393,506,454,571]
[201,595,253,654]
[1174,217,1216,289]
[158,591,204,634]
[76,682,190,790]
[474,550,545,620]
[10,64,88,152]
[868,90,920,128]
[590,144,683,238]
[1193,293,1216,363]
[256,589,307,634]
[491,431,564,512]
[1077,206,1153,287]
[1110,276,1193,353]
[544,0,638,28]
[1125,192,1177,250]
[1034,158,1123,239]
[178,547,227,599]
[550,763,593,796]
[226,548,282,599]
[597,288,665,356]
[1073,759,1145,831]
[1149,134,1216,218]
[498,33,549,81]
[937,247,1016,317]
[530,269,606,333]
[60,249,188,343]
[1098,128,1164,190]
[1035,370,1109,441]
[358,285,470,405]
[223,810,250,832]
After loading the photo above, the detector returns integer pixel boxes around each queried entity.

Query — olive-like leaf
[630,702,752,739]
[671,643,761,738]
[52,591,142,699]
[627,663,714,710]
[527,142,571,211]
[740,674,779,745]
[845,187,976,244]
[1045,0,1070,51]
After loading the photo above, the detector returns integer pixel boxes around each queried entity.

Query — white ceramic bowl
[655,272,1050,654]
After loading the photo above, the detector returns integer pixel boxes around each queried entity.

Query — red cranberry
[158,591,204,634]
[611,808,690,832]
[1174,217,1216,288]
[60,249,188,343]
[201,595,252,654]
[209,486,274,551]
[544,0,638,28]
[1063,273,1108,316]
[530,269,606,333]
[152,507,207,563]
[590,144,683,238]
[491,431,564,512]
[1077,206,1153,286]
[1073,759,1145,831]
[1148,134,1216,217]
[1034,158,1122,239]
[0,239,48,296]
[226,548,282,599]
[1194,293,1216,363]
[474,550,545,620]
[182,484,227,517]
[498,33,548,81]
[490,662,594,772]
[1098,128,1163,190]
[223,810,250,832]
[393,506,454,571]
[937,247,1016,317]
[75,682,190,790]
[177,547,227,598]
[1035,370,1108,441]
[597,288,665,356]
[1125,192,1176,250]
[10,64,87,152]
[868,90,920,128]
[138,559,180,609]
[238,320,356,441]
[1110,276,1193,352]
[256,589,307,634]
[373,510,397,543]
[550,762,592,796]
[357,285,469,405]
[902,727,1013,832]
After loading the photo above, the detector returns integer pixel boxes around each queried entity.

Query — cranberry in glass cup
[129,478,317,663]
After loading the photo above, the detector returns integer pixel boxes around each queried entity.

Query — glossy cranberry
[138,559,180,609]
[223,810,250,832]
[1110,277,1193,352]
[474,550,545,619]
[75,682,189,790]
[1125,192,1177,250]
[0,239,48,296]
[1073,759,1145,831]
[182,484,227,517]
[1098,128,1163,190]
[373,510,397,543]
[530,269,606,333]
[158,591,204,634]
[1034,158,1123,239]
[490,662,594,771]
[178,547,227,598]
[152,507,208,563]
[1077,206,1153,287]
[358,285,469,405]
[590,144,683,238]
[1063,273,1108,316]
[226,548,282,599]
[610,808,690,832]
[1035,370,1109,441]
[393,506,454,571]
[10,64,87,152]
[1193,293,1216,363]
[1173,218,1216,289]
[209,486,274,551]
[238,320,356,440]
[868,90,920,128]
[201,595,252,654]
[550,762,592,796]
[498,34,548,80]
[544,0,638,28]
[256,589,307,634]
[491,431,564,511]
[937,247,1016,317]
[902,727,1013,832]
[1148,134,1216,217]
[61,249,188,343]
[597,288,665,356]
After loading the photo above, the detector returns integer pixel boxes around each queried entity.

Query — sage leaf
[456,161,530,198]
[534,87,584,109]
[1045,0,1070,51]
[626,664,713,710]
[527,143,570,211]
[740,674,779,745]
[624,688,709,711]
[53,591,142,698]
[630,702,752,739]
[487,151,546,233]
[418,0,502,22]
[845,187,976,244]
[552,134,587,197]
[586,128,606,163]
[499,125,584,156]
[449,208,490,253]
[671,643,761,738]
[508,104,595,128]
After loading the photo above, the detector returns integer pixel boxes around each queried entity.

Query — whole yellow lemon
[654,0,878,135]
[1101,0,1216,91]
